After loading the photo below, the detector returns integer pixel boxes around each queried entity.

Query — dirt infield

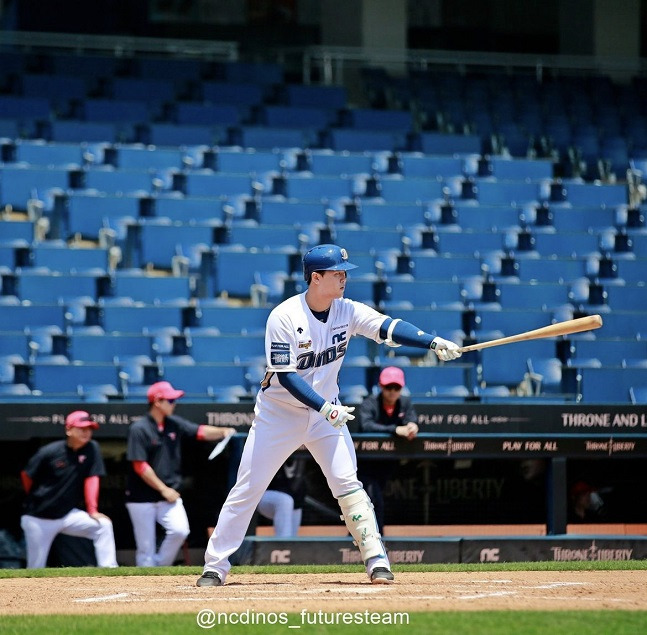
[2,570,647,615]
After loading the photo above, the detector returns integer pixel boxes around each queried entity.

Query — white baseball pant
[203,396,390,581]
[257,490,302,537]
[126,499,190,567]
[21,509,118,569]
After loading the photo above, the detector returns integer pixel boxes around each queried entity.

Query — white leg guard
[338,489,386,562]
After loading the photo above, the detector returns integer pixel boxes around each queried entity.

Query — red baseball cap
[379,366,405,387]
[65,410,99,429]
[147,381,185,403]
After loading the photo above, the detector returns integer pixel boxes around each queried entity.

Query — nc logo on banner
[479,548,500,562]
[271,550,291,563]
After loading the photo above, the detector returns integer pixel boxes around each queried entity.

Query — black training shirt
[22,439,105,519]
[125,413,200,502]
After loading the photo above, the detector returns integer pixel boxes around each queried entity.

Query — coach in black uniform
[20,410,118,569]
[125,381,234,567]
[357,367,419,534]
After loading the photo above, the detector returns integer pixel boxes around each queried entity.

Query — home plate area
[3,571,647,615]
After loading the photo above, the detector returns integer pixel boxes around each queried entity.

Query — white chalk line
[75,593,131,603]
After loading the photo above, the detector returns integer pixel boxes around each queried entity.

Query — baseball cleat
[196,571,222,587]
[370,567,395,584]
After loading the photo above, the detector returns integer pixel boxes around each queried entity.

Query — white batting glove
[431,337,462,361]
[320,401,355,429]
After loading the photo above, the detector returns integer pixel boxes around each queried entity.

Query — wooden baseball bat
[457,314,603,353]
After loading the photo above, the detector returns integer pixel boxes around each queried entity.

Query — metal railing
[276,45,647,85]
[0,30,239,61]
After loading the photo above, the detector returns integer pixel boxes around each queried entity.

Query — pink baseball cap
[379,366,405,387]
[65,410,99,429]
[147,381,185,403]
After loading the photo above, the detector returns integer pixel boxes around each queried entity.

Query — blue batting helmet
[302,244,358,283]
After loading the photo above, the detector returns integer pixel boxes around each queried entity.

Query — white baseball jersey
[260,293,387,408]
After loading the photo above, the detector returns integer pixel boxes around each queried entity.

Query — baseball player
[358,366,419,533]
[196,244,461,587]
[125,381,234,567]
[256,455,306,537]
[20,410,118,569]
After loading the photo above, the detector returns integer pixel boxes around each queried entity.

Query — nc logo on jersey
[296,332,347,370]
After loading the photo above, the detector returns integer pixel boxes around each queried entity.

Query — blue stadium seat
[175,102,242,127]
[99,303,184,333]
[333,227,404,252]
[551,207,616,232]
[113,145,186,170]
[13,141,84,168]
[17,271,99,303]
[280,84,347,109]
[480,340,558,387]
[630,386,647,404]
[145,123,224,147]
[200,81,265,107]
[111,272,193,304]
[161,363,248,397]
[395,365,469,397]
[378,177,444,203]
[81,167,154,195]
[0,220,35,242]
[194,303,271,335]
[0,165,69,210]
[580,367,647,403]
[81,99,152,124]
[48,121,123,144]
[30,243,110,273]
[476,310,551,337]
[259,199,328,226]
[232,126,316,150]
[277,174,353,201]
[2,304,66,331]
[497,281,568,310]
[226,224,299,251]
[397,154,464,179]
[188,334,265,364]
[68,332,152,363]
[437,231,504,256]
[213,248,293,299]
[411,132,482,155]
[385,278,462,309]
[109,77,177,102]
[306,150,376,176]
[475,180,540,206]
[489,157,553,180]
[324,129,406,153]
[454,204,520,232]
[410,253,482,280]
[358,201,425,229]
[533,232,600,257]
[256,105,336,130]
[219,61,284,86]
[31,361,119,396]
[0,95,51,119]
[153,195,224,224]
[177,171,254,198]
[563,182,627,207]
[516,258,584,283]
[604,284,647,311]
[133,220,219,270]
[64,192,141,240]
[216,148,283,174]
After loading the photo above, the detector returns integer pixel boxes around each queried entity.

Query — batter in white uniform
[197,244,462,587]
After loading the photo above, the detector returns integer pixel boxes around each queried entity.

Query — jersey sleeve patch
[270,342,290,350]
[270,351,290,365]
